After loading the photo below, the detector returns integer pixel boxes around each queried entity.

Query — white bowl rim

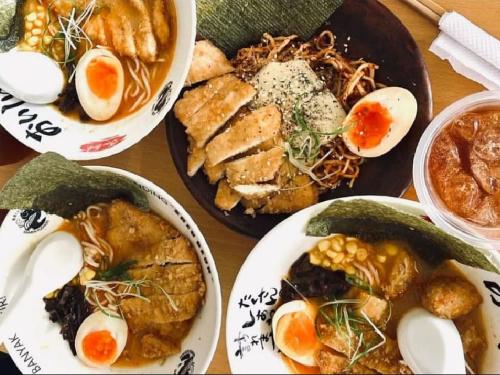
[0,0,197,161]
[0,165,222,374]
[225,195,500,373]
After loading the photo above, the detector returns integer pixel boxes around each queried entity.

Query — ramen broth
[21,0,177,123]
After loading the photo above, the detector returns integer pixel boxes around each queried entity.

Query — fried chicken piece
[122,292,204,325]
[204,162,226,185]
[205,105,281,166]
[128,0,158,62]
[127,264,205,296]
[382,251,419,299]
[146,0,171,47]
[141,334,179,359]
[315,349,376,374]
[174,75,239,124]
[214,180,241,211]
[185,78,257,147]
[186,40,235,86]
[226,147,284,186]
[421,275,482,319]
[187,146,206,177]
[258,174,318,214]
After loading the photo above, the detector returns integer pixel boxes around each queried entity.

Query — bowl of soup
[414,90,500,252]
[0,165,221,374]
[0,0,196,160]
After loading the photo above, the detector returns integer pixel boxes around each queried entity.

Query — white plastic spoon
[397,307,466,375]
[0,51,65,104]
[0,231,83,339]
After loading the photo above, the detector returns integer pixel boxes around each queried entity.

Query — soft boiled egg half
[272,300,322,367]
[75,311,128,368]
[342,87,418,158]
[76,49,125,122]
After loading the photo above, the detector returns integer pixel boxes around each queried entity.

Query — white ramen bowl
[0,166,221,374]
[226,196,500,374]
[0,0,196,160]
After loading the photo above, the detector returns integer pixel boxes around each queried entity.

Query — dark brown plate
[165,0,433,238]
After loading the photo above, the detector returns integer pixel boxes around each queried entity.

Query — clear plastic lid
[413,91,500,252]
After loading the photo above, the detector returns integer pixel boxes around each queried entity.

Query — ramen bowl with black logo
[0,0,196,161]
[0,167,221,374]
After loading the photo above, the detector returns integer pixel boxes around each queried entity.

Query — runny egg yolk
[86,58,119,100]
[278,311,319,356]
[82,330,118,364]
[348,102,393,149]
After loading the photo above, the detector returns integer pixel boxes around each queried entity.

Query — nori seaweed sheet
[306,200,499,273]
[0,0,24,52]
[0,153,149,218]
[197,0,344,55]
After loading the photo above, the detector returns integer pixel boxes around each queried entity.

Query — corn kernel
[37,12,45,19]
[326,250,335,259]
[27,36,39,46]
[333,253,345,264]
[318,240,330,252]
[336,236,346,246]
[25,21,33,31]
[32,29,42,36]
[79,267,96,285]
[377,255,387,263]
[24,32,32,40]
[43,35,53,45]
[310,253,321,265]
[356,248,368,262]
[330,239,342,252]
[385,243,399,256]
[345,266,356,275]
[26,12,37,22]
[323,260,331,268]
[36,5,45,12]
[34,19,43,27]
[346,241,358,254]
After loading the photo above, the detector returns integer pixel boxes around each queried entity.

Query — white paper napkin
[430,12,500,90]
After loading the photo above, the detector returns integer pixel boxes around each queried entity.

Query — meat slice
[226,147,284,186]
[185,78,257,147]
[141,334,179,359]
[106,11,138,58]
[133,237,199,267]
[128,0,158,62]
[258,174,318,214]
[187,146,206,177]
[128,264,205,296]
[215,180,241,211]
[106,200,181,264]
[174,75,239,124]
[186,40,235,86]
[122,292,204,324]
[145,0,171,47]
[84,13,110,47]
[205,105,282,166]
[204,162,226,185]
[232,184,280,199]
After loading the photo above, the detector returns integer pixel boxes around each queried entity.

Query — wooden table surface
[1,0,499,373]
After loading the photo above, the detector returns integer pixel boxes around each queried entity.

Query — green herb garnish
[97,260,138,281]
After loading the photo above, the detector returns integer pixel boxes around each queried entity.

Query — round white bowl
[0,166,221,374]
[0,0,196,160]
[226,196,500,374]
